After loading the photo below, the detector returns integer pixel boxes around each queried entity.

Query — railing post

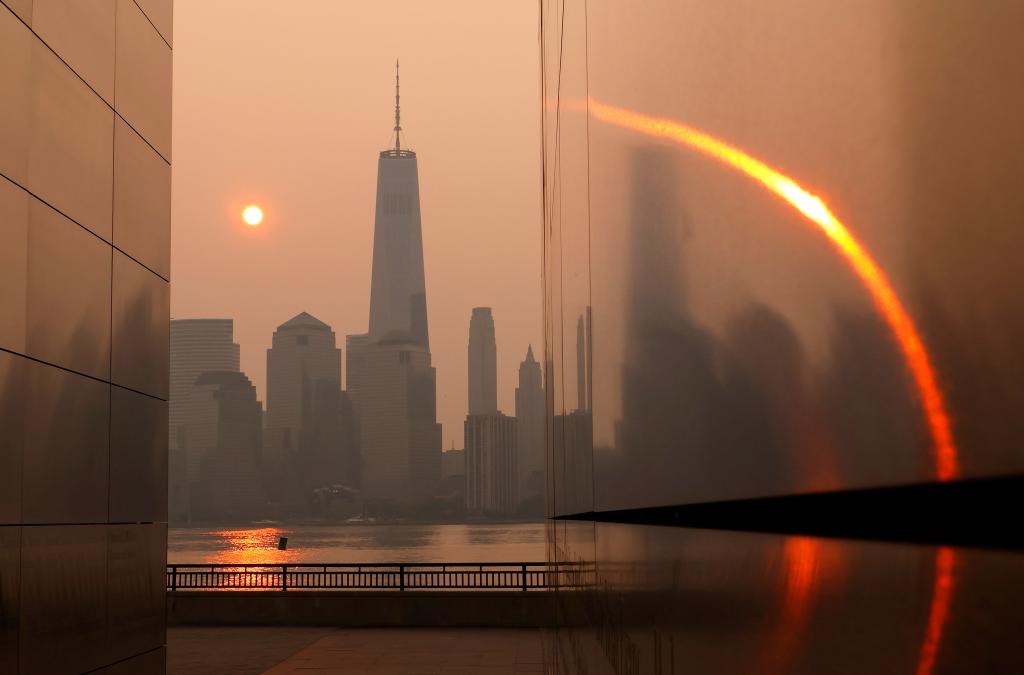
[399,564,405,591]
[522,563,527,592]
[170,565,177,592]
[282,565,288,592]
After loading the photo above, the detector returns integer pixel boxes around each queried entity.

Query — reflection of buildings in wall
[515,345,545,502]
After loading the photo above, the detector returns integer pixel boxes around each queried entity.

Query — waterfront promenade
[168,627,545,674]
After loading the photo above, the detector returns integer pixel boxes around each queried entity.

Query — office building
[169,318,239,521]
[357,64,441,504]
[468,307,497,415]
[0,1,171,670]
[265,312,342,456]
[186,371,263,520]
[465,413,518,515]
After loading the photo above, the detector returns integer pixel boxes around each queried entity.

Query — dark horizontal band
[554,474,1024,550]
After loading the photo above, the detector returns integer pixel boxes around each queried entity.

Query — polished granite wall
[0,0,171,672]
[540,1,1024,673]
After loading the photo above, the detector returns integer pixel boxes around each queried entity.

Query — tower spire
[393,59,401,151]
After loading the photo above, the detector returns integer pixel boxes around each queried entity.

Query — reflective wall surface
[0,1,171,672]
[541,1,1024,672]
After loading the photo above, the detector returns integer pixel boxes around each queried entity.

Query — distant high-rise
[169,319,240,521]
[575,307,592,413]
[185,371,264,520]
[265,312,341,455]
[465,413,518,515]
[468,307,498,415]
[367,62,429,348]
[358,63,441,503]
[345,333,371,406]
[515,345,545,501]
[170,319,240,450]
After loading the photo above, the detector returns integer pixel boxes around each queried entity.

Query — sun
[242,205,263,226]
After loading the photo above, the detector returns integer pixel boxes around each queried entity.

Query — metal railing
[167,562,577,592]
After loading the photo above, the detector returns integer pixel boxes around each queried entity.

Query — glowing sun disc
[242,205,263,226]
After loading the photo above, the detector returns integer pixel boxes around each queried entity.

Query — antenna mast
[393,60,401,151]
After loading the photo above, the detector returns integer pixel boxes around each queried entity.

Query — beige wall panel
[0,7,34,182]
[114,0,171,159]
[134,0,172,46]
[31,0,115,104]
[0,178,29,353]
[1,0,32,25]
[114,116,170,278]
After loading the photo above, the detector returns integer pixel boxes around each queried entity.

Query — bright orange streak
[916,547,956,675]
[586,97,957,480]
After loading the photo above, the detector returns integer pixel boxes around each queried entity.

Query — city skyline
[170,1,541,450]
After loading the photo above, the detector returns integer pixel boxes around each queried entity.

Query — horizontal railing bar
[166,561,558,568]
[166,561,590,592]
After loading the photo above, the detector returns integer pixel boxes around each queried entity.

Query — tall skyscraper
[367,63,429,348]
[468,307,498,415]
[465,413,518,515]
[515,345,544,501]
[265,312,342,455]
[169,319,240,522]
[170,319,240,450]
[357,64,441,504]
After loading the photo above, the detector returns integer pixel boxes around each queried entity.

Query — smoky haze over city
[5,0,1024,672]
[171,1,541,452]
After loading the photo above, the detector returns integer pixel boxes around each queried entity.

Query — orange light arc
[585,97,957,480]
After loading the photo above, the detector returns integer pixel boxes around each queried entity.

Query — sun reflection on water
[207,527,302,565]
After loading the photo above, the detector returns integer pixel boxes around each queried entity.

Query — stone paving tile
[168,627,336,675]
[262,629,545,674]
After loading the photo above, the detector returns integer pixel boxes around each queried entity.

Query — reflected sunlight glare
[209,527,299,564]
[584,97,958,481]
[916,547,957,675]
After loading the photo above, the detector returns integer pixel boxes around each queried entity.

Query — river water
[167,522,547,564]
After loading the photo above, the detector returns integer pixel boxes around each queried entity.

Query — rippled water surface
[167,523,547,564]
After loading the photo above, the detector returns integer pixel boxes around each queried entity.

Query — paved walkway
[167,627,545,674]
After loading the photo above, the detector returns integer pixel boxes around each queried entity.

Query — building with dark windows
[465,413,518,516]
[515,345,544,507]
[265,312,342,456]
[356,64,441,507]
[187,371,264,521]
[0,0,171,671]
[540,1,1024,673]
[468,307,498,415]
[169,318,240,522]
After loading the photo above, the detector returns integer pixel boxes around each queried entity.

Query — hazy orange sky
[171,1,542,449]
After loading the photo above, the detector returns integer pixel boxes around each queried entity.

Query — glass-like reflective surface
[113,115,171,279]
[110,385,168,523]
[21,357,109,524]
[542,1,1024,672]
[1,3,170,671]
[0,4,114,240]
[114,0,171,159]
[30,0,116,104]
[112,251,170,399]
[26,194,112,380]
[20,525,108,673]
[550,524,1024,675]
